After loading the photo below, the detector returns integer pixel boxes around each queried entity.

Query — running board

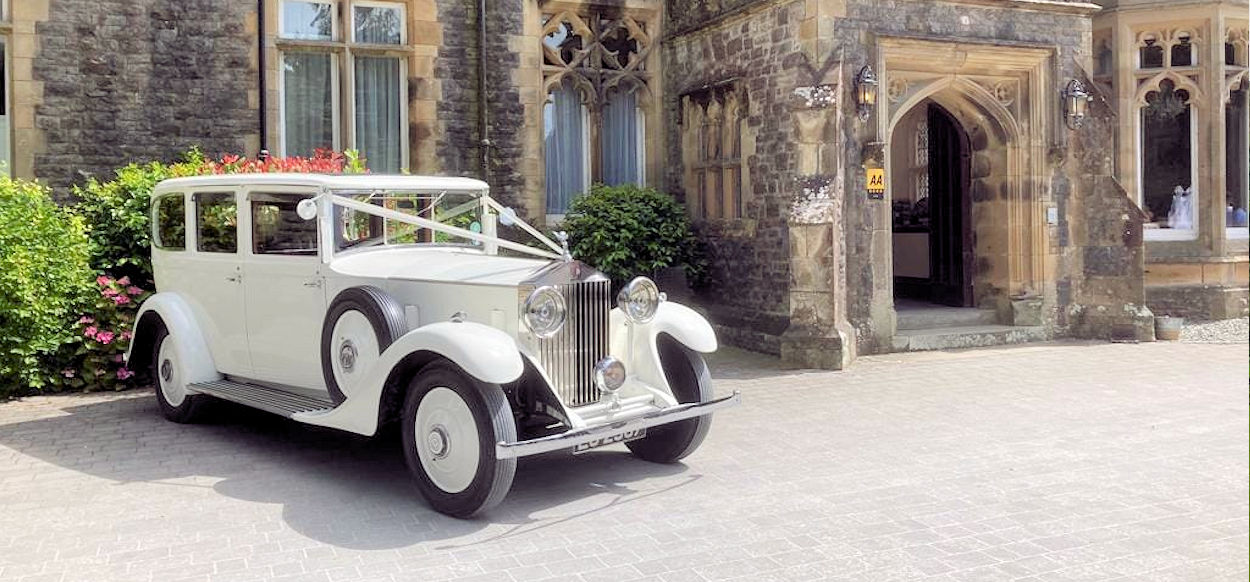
[188,380,335,418]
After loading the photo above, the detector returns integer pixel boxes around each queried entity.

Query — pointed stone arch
[871,37,1055,347]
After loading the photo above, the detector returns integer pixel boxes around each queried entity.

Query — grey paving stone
[0,342,1244,582]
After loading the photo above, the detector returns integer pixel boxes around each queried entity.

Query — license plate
[573,428,646,454]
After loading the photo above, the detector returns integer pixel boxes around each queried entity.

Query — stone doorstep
[891,324,1050,353]
[896,306,999,330]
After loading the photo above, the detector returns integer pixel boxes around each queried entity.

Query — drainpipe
[257,0,268,154]
[477,0,490,179]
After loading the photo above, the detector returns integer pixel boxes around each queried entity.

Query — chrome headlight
[617,276,660,324]
[523,285,566,338]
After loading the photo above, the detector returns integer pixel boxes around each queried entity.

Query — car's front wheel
[402,361,517,518]
[626,336,715,463]
[151,324,207,423]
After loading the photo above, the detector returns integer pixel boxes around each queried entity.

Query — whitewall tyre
[626,335,714,464]
[402,361,517,518]
[321,286,407,404]
[151,325,206,423]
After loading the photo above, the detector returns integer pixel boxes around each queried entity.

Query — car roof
[152,173,490,193]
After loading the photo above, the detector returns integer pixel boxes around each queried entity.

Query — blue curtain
[354,56,402,173]
[544,79,586,214]
[601,89,640,186]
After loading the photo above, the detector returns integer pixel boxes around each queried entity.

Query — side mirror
[498,206,517,227]
[296,198,319,220]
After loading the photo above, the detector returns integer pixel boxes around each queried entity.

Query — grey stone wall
[34,0,258,196]
[663,1,807,354]
[433,0,528,212]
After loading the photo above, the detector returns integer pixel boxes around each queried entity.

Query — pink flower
[77,316,95,325]
[120,331,132,341]
[116,368,135,380]
[61,368,76,378]
[96,331,116,345]
[83,326,98,339]
[112,295,131,306]
[96,275,112,286]
[113,354,124,363]
[126,286,143,296]
[102,287,119,297]
[117,276,131,286]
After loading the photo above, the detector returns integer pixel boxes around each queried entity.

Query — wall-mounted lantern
[1063,79,1092,130]
[855,65,879,121]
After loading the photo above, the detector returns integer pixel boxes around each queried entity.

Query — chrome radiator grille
[535,279,611,407]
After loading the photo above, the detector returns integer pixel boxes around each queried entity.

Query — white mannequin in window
[1168,185,1194,230]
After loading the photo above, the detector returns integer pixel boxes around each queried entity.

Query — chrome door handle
[303,279,323,288]
[225,274,241,283]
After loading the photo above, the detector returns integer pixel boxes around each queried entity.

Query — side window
[196,192,238,253]
[154,194,186,250]
[252,193,319,256]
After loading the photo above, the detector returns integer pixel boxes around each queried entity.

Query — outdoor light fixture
[855,65,879,121]
[1063,79,1092,130]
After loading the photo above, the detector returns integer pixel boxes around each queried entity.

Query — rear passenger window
[252,193,318,256]
[154,194,186,250]
[196,192,237,253]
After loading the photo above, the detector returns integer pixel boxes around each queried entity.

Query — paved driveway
[0,341,1246,582]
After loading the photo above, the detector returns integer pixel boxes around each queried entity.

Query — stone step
[897,307,999,330]
[891,324,1049,352]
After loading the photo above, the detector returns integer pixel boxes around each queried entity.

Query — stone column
[780,81,855,370]
[779,0,855,370]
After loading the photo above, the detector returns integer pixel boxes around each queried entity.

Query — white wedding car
[126,174,738,517]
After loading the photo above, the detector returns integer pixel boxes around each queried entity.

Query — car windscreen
[331,189,485,252]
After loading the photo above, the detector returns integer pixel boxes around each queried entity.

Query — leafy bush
[0,176,93,395]
[563,184,706,287]
[73,149,367,286]
[51,275,152,392]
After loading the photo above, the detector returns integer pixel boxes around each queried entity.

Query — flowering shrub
[74,149,367,286]
[0,175,93,396]
[51,275,151,392]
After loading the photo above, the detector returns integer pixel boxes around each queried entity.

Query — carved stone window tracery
[682,83,746,220]
[541,11,654,214]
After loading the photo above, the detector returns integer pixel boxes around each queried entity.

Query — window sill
[1143,228,1197,242]
[1227,227,1249,240]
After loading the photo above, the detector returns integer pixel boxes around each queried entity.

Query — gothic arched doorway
[890,101,973,307]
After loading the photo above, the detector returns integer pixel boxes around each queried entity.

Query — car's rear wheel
[321,286,407,404]
[626,336,714,463]
[402,361,516,518]
[151,324,207,423]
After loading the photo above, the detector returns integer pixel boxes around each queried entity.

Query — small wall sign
[866,168,885,199]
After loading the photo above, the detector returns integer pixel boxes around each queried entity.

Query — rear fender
[294,321,524,436]
[125,293,221,385]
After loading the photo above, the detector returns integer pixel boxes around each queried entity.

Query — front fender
[610,301,717,400]
[294,321,523,436]
[125,292,221,385]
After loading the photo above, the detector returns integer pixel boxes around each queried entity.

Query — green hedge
[563,184,706,288]
[0,176,93,395]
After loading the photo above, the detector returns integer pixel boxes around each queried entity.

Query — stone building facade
[3,0,1245,368]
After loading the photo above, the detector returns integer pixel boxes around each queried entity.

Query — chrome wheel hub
[338,340,358,372]
[427,425,450,459]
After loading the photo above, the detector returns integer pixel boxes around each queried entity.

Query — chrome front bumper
[495,391,742,460]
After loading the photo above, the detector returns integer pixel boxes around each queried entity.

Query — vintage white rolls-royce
[126,174,738,517]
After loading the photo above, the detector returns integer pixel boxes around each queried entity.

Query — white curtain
[282,52,334,157]
[601,88,640,186]
[354,56,402,173]
[544,79,586,213]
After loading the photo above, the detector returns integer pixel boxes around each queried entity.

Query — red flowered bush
[74,149,367,287]
[51,275,152,391]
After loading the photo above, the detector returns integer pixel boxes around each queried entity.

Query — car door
[241,188,328,391]
[182,189,252,376]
